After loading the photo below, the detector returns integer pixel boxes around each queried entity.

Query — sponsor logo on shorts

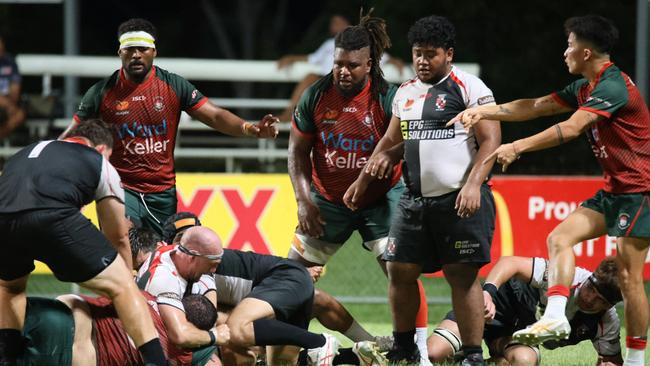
[386,237,396,256]
[454,240,480,255]
[477,95,495,105]
[617,213,630,230]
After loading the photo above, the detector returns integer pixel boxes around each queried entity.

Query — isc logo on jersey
[320,132,374,169]
[117,120,171,155]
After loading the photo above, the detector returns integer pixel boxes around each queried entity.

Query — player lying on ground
[152,212,390,366]
[427,256,623,366]
[18,293,219,366]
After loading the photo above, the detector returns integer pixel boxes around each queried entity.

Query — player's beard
[336,77,367,97]
[126,62,151,83]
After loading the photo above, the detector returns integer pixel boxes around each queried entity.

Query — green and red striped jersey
[553,63,650,193]
[292,75,399,207]
[74,66,208,193]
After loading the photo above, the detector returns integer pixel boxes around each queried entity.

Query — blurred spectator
[277,14,404,122]
[0,35,25,139]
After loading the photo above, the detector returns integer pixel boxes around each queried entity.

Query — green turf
[25,231,650,364]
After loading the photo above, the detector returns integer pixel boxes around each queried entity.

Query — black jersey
[0,140,124,213]
[214,249,307,306]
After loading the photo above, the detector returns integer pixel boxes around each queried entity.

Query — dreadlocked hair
[334,8,391,99]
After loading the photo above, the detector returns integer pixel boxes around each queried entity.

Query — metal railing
[9,55,479,171]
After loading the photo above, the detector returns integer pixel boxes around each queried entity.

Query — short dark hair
[129,227,160,262]
[117,18,157,40]
[183,294,217,331]
[334,9,392,98]
[564,15,618,54]
[68,119,114,147]
[162,211,202,244]
[592,256,622,304]
[407,15,456,50]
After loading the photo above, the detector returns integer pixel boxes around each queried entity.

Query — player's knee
[428,327,462,362]
[442,264,479,288]
[506,345,540,366]
[617,266,642,292]
[546,231,571,253]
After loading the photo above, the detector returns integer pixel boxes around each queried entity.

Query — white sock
[343,320,374,342]
[624,348,645,365]
[543,295,568,320]
[415,327,432,366]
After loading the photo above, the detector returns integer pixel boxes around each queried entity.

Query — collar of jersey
[120,65,157,88]
[417,65,454,87]
[63,137,92,147]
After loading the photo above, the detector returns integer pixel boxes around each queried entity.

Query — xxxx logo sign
[175,174,297,256]
[177,187,276,254]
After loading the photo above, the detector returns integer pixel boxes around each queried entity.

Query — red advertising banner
[478,176,650,279]
[35,174,649,279]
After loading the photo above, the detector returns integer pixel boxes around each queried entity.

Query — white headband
[119,31,156,50]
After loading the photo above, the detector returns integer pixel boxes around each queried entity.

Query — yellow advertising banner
[34,173,298,274]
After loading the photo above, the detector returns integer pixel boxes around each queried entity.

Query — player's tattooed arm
[498,105,511,115]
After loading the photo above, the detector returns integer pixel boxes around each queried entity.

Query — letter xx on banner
[35,174,650,278]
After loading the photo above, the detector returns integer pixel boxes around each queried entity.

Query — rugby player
[61,18,279,234]
[0,119,168,366]
[287,11,430,362]
[428,256,623,366]
[344,15,501,366]
[451,15,650,365]
[17,293,219,366]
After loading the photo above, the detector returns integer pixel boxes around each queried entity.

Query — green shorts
[125,186,177,235]
[291,181,405,264]
[19,297,74,366]
[192,346,218,366]
[581,189,650,238]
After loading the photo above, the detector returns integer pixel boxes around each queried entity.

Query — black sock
[0,329,24,365]
[462,345,484,360]
[393,329,416,351]
[253,318,326,348]
[333,348,358,365]
[297,349,309,366]
[138,338,167,366]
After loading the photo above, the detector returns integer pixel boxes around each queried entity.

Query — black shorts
[247,262,314,329]
[444,279,539,345]
[0,208,118,282]
[383,184,495,273]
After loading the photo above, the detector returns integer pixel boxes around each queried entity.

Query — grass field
[26,231,650,364]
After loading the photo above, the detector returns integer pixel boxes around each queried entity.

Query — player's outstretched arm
[484,256,535,287]
[483,109,603,172]
[190,101,278,138]
[448,95,573,130]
